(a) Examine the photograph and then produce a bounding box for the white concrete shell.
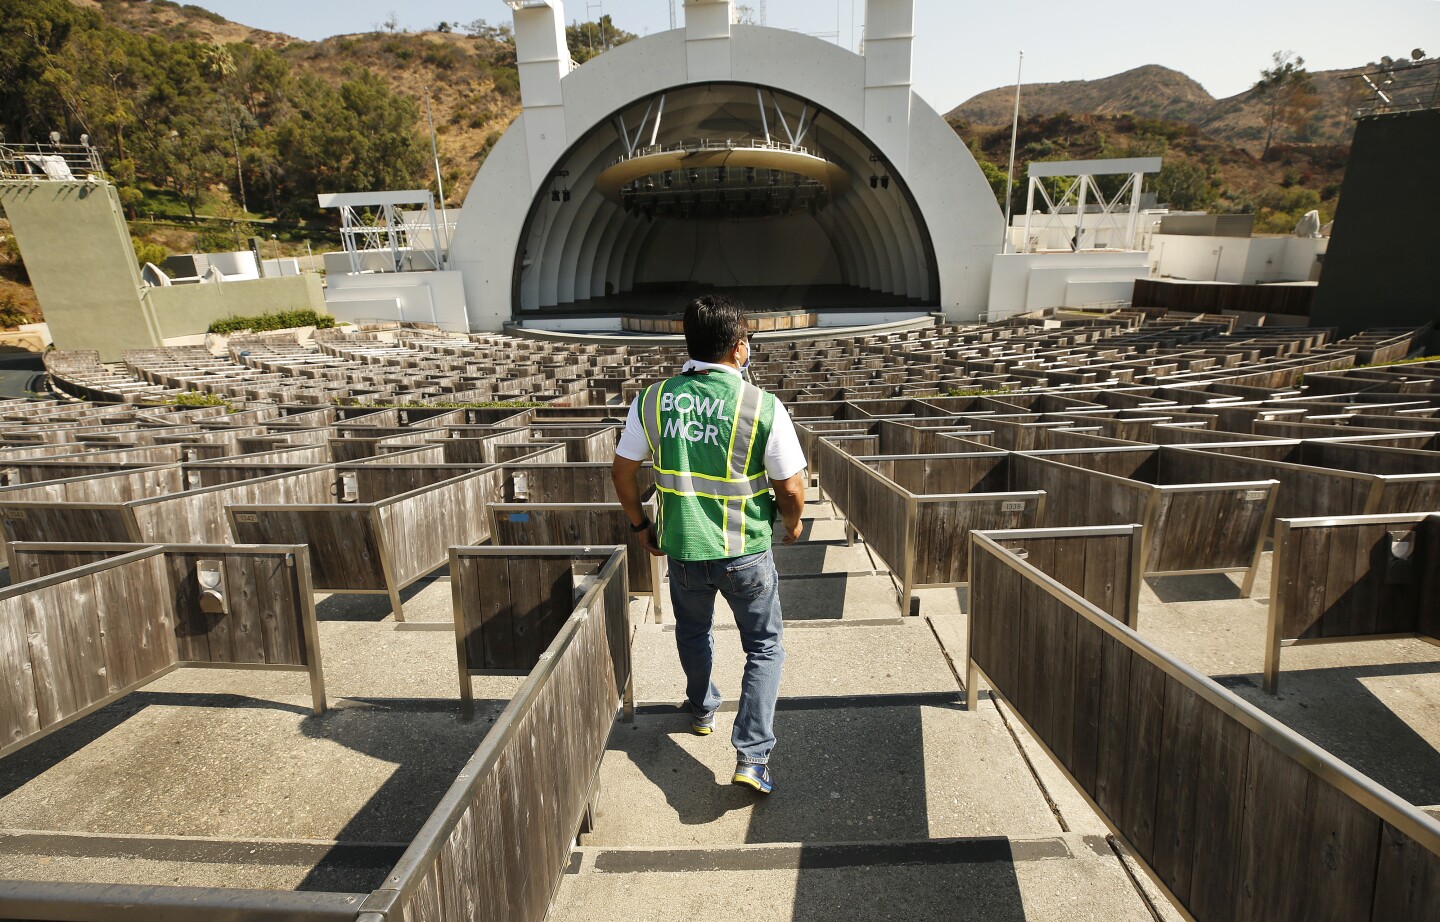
[449,3,1002,329]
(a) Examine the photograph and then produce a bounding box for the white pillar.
[862,0,914,173]
[684,0,733,81]
[511,0,572,193]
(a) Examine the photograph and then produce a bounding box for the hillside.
[69,0,293,47]
[949,57,1423,152]
[953,111,1348,235]
[60,0,524,208]
[951,65,1216,127]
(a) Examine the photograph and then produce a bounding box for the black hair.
[682,294,749,362]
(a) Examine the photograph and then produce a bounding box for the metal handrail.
[608,136,827,168]
[1345,59,1440,118]
[0,142,106,181]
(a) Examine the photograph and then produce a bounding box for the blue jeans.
[668,549,785,765]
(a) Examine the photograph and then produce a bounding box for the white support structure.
[508,0,573,193]
[685,0,733,80]
[862,0,915,174]
[316,190,442,274]
[1020,157,1162,254]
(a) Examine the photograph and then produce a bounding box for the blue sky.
[184,0,1438,112]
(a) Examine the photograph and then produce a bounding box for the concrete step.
[548,833,1162,922]
[632,620,957,704]
[584,697,1062,849]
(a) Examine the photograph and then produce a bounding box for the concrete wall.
[146,274,325,339]
[450,7,1001,330]
[1150,234,1326,285]
[0,180,161,360]
[988,251,1151,319]
[324,270,468,330]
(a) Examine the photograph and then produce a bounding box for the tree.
[436,21,452,34]
[1252,51,1319,156]
[566,15,636,65]
[1153,158,1219,211]
[734,5,759,24]
[464,18,514,45]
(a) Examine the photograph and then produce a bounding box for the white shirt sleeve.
[614,398,652,461]
[764,400,807,481]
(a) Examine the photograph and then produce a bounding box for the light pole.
[1001,51,1024,254]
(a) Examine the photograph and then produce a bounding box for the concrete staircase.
[548,491,1180,921]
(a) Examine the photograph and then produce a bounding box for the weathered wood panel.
[229,506,388,591]
[1266,514,1440,691]
[967,535,1440,922]
[0,465,184,503]
[0,551,176,756]
[378,469,501,587]
[490,503,660,595]
[986,528,1140,626]
[402,548,627,922]
[130,467,337,544]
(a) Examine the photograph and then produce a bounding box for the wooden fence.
[973,525,1143,628]
[0,467,336,570]
[1264,512,1440,692]
[228,467,505,620]
[966,528,1440,922]
[358,544,630,922]
[1009,452,1276,592]
[503,462,653,504]
[1162,444,1440,524]
[0,542,324,759]
[815,439,1045,613]
[490,503,664,621]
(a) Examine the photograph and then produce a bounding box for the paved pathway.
[548,491,1180,921]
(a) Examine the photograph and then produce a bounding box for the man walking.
[611,295,807,795]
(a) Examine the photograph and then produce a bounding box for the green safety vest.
[639,370,777,561]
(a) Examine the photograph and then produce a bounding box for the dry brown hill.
[949,59,1423,153]
[950,65,1216,126]
[71,0,293,48]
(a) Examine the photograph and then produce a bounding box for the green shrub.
[208,309,337,335]
[132,236,167,268]
[0,295,29,328]
[143,391,233,410]
[946,386,1018,397]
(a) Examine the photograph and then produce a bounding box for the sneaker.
[732,761,774,794]
[689,707,715,736]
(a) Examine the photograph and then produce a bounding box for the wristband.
[629,516,652,533]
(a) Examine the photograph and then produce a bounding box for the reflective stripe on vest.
[639,373,772,558]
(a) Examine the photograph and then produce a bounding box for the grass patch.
[1353,354,1440,371]
[143,392,234,410]
[946,386,1019,397]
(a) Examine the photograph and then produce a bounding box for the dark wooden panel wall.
[491,504,659,594]
[1274,516,1437,640]
[452,554,580,673]
[399,549,630,922]
[229,506,389,592]
[984,528,1140,627]
[968,539,1440,922]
